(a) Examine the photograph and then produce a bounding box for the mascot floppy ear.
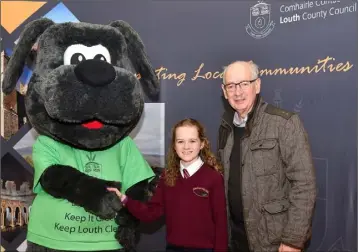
[109,20,160,100]
[2,18,54,95]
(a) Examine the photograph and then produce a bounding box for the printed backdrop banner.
[0,1,356,252]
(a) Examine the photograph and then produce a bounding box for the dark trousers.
[230,223,250,252]
[166,244,213,252]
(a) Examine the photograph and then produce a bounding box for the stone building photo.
[1,51,28,141]
[1,153,35,245]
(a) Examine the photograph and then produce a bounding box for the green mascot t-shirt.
[27,135,155,251]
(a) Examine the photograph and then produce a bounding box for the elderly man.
[217,61,317,252]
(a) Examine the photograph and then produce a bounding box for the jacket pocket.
[250,138,277,150]
[250,138,279,176]
[262,199,290,244]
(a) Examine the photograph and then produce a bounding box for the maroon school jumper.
[125,163,228,251]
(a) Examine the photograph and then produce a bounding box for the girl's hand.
[107,187,128,204]
[107,187,123,198]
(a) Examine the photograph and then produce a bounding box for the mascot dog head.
[2,18,160,150]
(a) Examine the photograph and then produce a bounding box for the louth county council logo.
[246,1,275,39]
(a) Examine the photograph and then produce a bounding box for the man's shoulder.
[263,103,295,120]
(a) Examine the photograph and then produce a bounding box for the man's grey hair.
[222,60,259,84]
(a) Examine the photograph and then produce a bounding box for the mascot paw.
[115,210,139,228]
[96,190,123,219]
[115,226,138,252]
[86,180,123,220]
[147,167,162,195]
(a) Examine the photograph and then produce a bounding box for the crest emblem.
[193,187,209,198]
[246,1,275,39]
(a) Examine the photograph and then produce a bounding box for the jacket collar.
[221,94,264,137]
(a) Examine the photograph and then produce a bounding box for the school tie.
[183,169,190,179]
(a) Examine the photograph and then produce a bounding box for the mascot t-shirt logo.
[26,135,155,251]
[84,153,102,178]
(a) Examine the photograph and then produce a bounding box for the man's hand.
[279,243,301,252]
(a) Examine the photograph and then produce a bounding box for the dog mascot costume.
[2,18,161,252]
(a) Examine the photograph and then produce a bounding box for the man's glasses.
[223,78,258,93]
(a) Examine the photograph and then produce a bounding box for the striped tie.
[183,169,190,179]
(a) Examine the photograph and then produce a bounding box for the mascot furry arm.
[2,18,161,252]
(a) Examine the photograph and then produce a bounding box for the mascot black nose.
[74,59,116,87]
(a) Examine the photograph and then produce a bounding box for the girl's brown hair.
[164,118,223,186]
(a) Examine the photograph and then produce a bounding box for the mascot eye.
[94,54,107,62]
[64,44,111,65]
[71,53,86,65]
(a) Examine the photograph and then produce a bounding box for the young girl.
[107,118,228,252]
